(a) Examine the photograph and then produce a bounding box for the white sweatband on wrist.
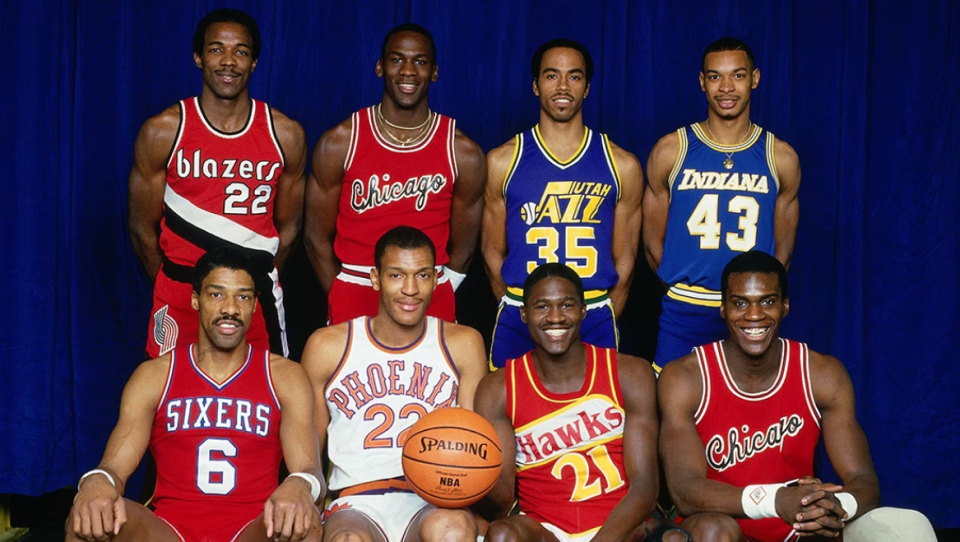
[78,469,116,491]
[835,492,858,521]
[742,484,782,519]
[288,472,322,502]
[445,267,466,291]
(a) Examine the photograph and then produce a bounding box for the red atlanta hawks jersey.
[506,345,628,537]
[334,106,457,267]
[694,339,821,542]
[160,97,285,266]
[150,345,283,530]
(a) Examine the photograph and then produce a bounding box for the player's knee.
[484,519,522,542]
[418,508,477,542]
[846,507,937,542]
[323,526,372,542]
[679,512,740,542]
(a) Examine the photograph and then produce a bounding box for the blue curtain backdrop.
[1,0,958,528]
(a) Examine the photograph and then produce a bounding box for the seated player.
[301,226,488,542]
[67,247,323,542]
[474,263,688,542]
[658,251,936,541]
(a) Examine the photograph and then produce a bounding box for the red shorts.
[155,501,261,542]
[145,267,283,359]
[327,271,456,325]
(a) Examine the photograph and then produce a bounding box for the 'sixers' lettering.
[706,414,804,472]
[676,169,770,194]
[351,174,447,214]
[175,148,281,182]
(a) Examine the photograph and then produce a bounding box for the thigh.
[324,494,426,542]
[322,509,388,542]
[328,279,380,325]
[485,515,560,542]
[678,513,741,542]
[68,499,182,542]
[235,513,323,542]
[842,507,937,542]
[490,301,535,369]
[426,281,456,322]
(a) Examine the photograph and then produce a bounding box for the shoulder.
[453,127,483,155]
[656,352,703,405]
[487,136,520,166]
[771,134,801,182]
[604,138,642,180]
[267,106,306,145]
[301,323,351,376]
[314,115,355,156]
[614,352,657,389]
[125,354,174,407]
[806,347,852,405]
[475,367,507,410]
[647,129,683,165]
[137,104,181,147]
[439,320,485,352]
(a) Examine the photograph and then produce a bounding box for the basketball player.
[129,8,306,359]
[301,226,488,542]
[658,251,936,541]
[475,264,687,542]
[643,37,801,369]
[67,247,323,542]
[483,39,643,369]
[305,24,486,324]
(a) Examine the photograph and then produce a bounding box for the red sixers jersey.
[335,106,457,267]
[150,345,283,540]
[694,339,821,542]
[505,345,628,537]
[161,97,285,266]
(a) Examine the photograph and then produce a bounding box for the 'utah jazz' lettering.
[676,169,770,194]
[521,181,613,226]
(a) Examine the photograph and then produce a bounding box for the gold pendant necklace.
[704,121,753,170]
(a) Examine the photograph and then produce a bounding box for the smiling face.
[194,22,257,100]
[521,276,586,357]
[720,271,789,359]
[376,31,438,110]
[534,47,590,123]
[191,266,257,351]
[700,50,759,120]
[371,245,437,327]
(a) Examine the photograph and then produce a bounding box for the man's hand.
[775,483,845,538]
[70,474,127,541]
[264,476,322,542]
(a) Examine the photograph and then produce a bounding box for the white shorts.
[540,522,600,542]
[323,492,429,542]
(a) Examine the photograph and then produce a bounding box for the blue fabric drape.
[1,0,957,528]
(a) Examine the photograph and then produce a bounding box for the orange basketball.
[401,407,502,508]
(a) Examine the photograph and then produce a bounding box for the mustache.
[213,316,244,326]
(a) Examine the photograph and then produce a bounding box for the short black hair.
[374,226,436,270]
[702,36,755,72]
[193,8,261,61]
[523,263,585,306]
[192,246,261,296]
[381,23,437,64]
[531,38,594,83]
[721,251,788,301]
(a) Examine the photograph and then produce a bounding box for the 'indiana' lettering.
[676,169,769,194]
[706,414,804,472]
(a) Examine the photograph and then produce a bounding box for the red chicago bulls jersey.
[334,106,457,267]
[150,345,283,540]
[694,339,821,542]
[505,345,628,538]
[161,97,285,266]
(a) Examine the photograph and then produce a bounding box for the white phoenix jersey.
[324,316,460,491]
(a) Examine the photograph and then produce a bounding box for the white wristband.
[288,472,322,502]
[742,483,782,519]
[445,267,466,291]
[835,492,858,521]
[78,469,116,491]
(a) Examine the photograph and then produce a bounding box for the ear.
[751,68,760,90]
[375,59,384,78]
[250,58,258,74]
[532,79,540,97]
[782,296,790,317]
[195,52,203,70]
[431,63,438,83]
[583,81,590,99]
[718,302,726,320]
[520,304,528,324]
[370,267,381,292]
[699,71,706,92]
[580,302,587,321]
[191,291,200,311]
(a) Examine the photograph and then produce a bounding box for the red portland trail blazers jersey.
[161,97,285,267]
[506,345,628,537]
[150,345,283,534]
[694,339,821,542]
[335,106,457,268]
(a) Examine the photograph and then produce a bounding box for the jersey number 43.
[686,194,760,251]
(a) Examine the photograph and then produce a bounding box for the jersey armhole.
[265,103,286,167]
[264,349,282,411]
[502,134,523,197]
[601,134,623,202]
[798,342,822,427]
[606,348,624,408]
[437,320,461,379]
[505,358,517,424]
[693,346,710,424]
[765,132,781,193]
[343,110,361,171]
[447,117,459,181]
[163,101,187,170]
[665,128,689,200]
[155,351,177,412]
[323,320,355,396]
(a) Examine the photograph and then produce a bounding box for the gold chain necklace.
[704,120,753,170]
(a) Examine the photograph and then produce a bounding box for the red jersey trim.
[797,341,822,427]
[507,356,518,424]
[446,118,458,180]
[188,344,253,391]
[366,106,442,153]
[694,344,712,424]
[264,349,282,411]
[602,348,623,408]
[323,319,355,396]
[164,102,186,170]
[364,316,427,354]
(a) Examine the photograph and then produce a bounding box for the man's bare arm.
[472,370,515,521]
[607,144,643,317]
[446,130,486,275]
[592,354,659,542]
[772,138,801,270]
[299,325,349,455]
[128,106,179,281]
[641,131,680,274]
[481,140,516,300]
[446,322,489,411]
[304,120,351,293]
[270,110,308,272]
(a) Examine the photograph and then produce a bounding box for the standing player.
[483,39,644,369]
[305,24,486,324]
[643,36,801,368]
[658,251,936,541]
[475,264,685,542]
[67,247,323,542]
[129,8,306,359]
[301,226,488,542]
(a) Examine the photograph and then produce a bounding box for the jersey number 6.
[197,438,237,495]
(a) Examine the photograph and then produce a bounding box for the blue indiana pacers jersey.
[501,126,621,296]
[658,123,779,307]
